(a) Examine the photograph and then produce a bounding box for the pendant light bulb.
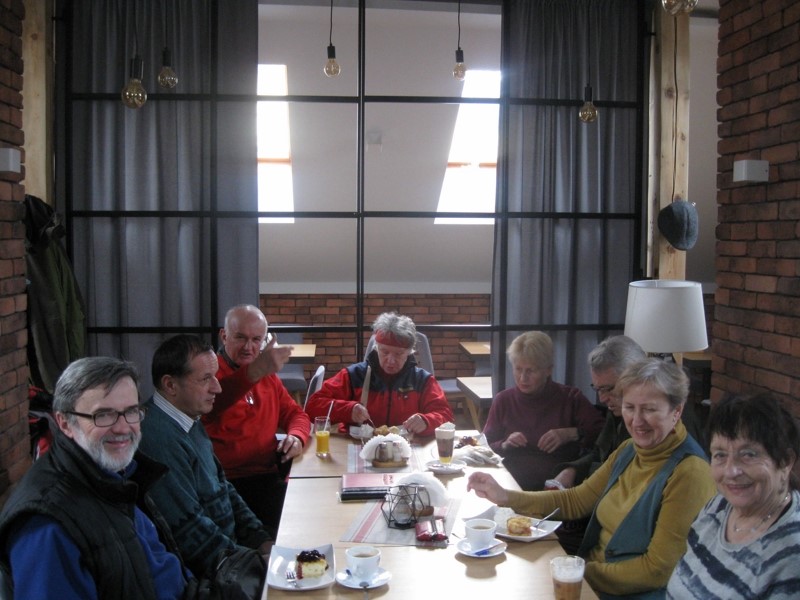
[324,44,341,78]
[453,48,466,82]
[121,56,147,109]
[579,84,598,123]
[157,47,179,89]
[661,0,698,15]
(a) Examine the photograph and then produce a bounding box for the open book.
[340,472,402,501]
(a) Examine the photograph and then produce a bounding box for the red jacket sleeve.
[304,367,358,426]
[415,377,454,436]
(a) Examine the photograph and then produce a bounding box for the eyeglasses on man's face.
[590,383,615,395]
[65,406,145,428]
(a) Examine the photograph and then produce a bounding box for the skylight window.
[257,64,294,224]
[435,70,500,225]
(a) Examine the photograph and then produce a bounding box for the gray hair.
[223,304,267,332]
[53,357,140,414]
[616,358,689,410]
[588,335,646,375]
[507,331,553,369]
[372,312,417,350]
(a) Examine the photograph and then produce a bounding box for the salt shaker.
[392,441,403,462]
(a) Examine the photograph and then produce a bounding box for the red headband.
[375,330,414,349]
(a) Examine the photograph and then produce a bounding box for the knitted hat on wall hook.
[658,199,699,250]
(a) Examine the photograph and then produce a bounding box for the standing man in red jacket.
[202,304,311,538]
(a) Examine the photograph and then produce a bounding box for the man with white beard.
[0,357,190,600]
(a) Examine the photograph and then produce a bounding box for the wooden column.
[22,0,54,202]
[653,9,691,280]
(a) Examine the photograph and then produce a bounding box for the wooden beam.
[654,9,691,280]
[22,0,54,203]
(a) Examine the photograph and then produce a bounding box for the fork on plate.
[285,568,298,587]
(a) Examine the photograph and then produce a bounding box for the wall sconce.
[0,147,21,173]
[624,279,708,355]
[732,159,769,183]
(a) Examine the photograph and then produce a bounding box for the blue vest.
[577,435,706,600]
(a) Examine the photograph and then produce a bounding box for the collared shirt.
[151,391,196,433]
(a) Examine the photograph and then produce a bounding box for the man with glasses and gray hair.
[0,357,190,599]
[550,335,648,491]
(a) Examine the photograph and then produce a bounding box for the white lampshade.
[624,280,708,354]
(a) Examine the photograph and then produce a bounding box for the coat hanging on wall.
[24,195,87,393]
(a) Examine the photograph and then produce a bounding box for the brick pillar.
[0,0,30,506]
[714,0,800,408]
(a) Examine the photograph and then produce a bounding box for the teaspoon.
[533,507,560,529]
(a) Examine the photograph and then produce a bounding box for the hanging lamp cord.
[586,9,591,94]
[329,0,334,46]
[457,1,462,51]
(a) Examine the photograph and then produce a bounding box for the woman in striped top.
[667,394,800,599]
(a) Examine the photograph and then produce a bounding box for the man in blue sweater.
[139,334,272,578]
[0,357,189,600]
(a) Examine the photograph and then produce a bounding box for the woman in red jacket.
[306,312,453,436]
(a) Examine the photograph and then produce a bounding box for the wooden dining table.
[456,376,494,429]
[458,340,491,358]
[263,432,598,599]
[278,343,317,364]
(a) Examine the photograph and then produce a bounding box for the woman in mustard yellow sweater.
[468,359,716,599]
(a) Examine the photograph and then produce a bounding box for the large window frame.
[57,0,648,393]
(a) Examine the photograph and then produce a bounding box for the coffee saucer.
[336,568,392,589]
[456,538,507,558]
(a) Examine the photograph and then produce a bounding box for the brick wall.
[714,1,800,409]
[0,0,29,506]
[260,294,490,378]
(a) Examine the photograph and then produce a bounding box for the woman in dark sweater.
[482,331,605,490]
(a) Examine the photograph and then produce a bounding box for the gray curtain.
[493,0,642,394]
[63,0,258,398]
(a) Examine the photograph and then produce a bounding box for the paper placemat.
[341,497,460,548]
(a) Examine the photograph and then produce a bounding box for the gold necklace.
[732,493,790,533]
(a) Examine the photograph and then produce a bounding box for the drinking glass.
[434,425,455,464]
[550,555,585,600]
[314,416,331,458]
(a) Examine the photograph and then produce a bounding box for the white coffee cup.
[464,518,497,551]
[346,545,381,581]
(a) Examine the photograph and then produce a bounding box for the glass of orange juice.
[314,416,331,458]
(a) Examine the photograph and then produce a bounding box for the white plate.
[456,538,507,558]
[267,543,335,591]
[426,459,467,474]
[495,516,562,542]
[336,567,392,589]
